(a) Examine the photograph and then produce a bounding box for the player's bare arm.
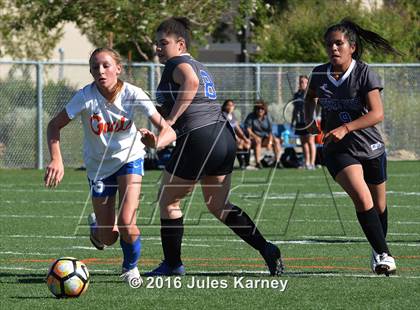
[45,109,71,188]
[166,63,199,125]
[304,87,320,134]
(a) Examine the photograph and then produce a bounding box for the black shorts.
[294,122,309,136]
[166,122,236,180]
[325,152,387,184]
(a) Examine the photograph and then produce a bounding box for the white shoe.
[370,249,380,273]
[88,213,105,250]
[375,253,396,276]
[120,267,143,288]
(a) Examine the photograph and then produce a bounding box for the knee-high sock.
[356,208,390,255]
[120,236,141,271]
[161,217,184,268]
[224,205,267,252]
[378,207,388,238]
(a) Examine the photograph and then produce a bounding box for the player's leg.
[272,136,282,163]
[334,164,394,274]
[236,138,247,169]
[308,134,316,168]
[200,173,283,276]
[117,173,142,275]
[91,196,119,247]
[301,135,310,167]
[364,153,393,273]
[252,136,263,168]
[146,170,195,276]
[368,182,387,236]
[89,177,119,249]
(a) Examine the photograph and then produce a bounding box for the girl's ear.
[350,43,356,54]
[116,63,122,75]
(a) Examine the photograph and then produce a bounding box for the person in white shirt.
[44,47,176,285]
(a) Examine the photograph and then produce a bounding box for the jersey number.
[199,70,217,100]
[339,112,352,123]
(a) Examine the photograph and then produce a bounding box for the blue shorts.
[325,152,387,185]
[88,158,144,198]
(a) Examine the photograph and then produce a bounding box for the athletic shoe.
[260,242,284,276]
[120,266,142,287]
[370,249,380,273]
[144,260,186,276]
[375,253,396,276]
[88,213,105,250]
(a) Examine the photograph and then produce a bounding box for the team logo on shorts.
[92,180,105,194]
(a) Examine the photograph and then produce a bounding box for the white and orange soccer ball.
[46,257,90,298]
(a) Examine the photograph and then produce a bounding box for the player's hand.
[44,159,64,188]
[139,128,158,148]
[323,125,350,144]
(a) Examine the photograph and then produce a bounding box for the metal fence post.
[36,62,43,169]
[255,64,261,100]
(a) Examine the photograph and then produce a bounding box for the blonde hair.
[89,47,123,103]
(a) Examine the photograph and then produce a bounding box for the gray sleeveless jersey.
[309,60,385,159]
[155,54,224,137]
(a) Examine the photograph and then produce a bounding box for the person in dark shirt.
[245,100,282,169]
[146,17,283,277]
[222,99,251,169]
[292,75,316,169]
[305,19,401,276]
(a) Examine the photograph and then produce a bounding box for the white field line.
[0,266,419,279]
[1,235,419,247]
[3,200,420,210]
[1,214,419,226]
[2,186,420,197]
[0,251,58,256]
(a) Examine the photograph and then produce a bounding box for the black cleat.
[260,242,284,276]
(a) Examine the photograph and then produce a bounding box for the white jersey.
[65,82,157,180]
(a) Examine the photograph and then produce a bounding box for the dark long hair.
[157,17,192,49]
[324,19,401,60]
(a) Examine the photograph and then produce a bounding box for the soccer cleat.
[144,260,186,276]
[88,213,105,250]
[260,242,284,276]
[375,253,396,276]
[120,266,142,287]
[370,249,380,273]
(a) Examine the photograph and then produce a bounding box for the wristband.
[343,124,350,134]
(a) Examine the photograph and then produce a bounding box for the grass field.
[1,161,419,309]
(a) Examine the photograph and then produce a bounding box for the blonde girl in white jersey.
[44,47,176,285]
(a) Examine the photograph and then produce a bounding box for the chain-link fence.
[0,61,419,169]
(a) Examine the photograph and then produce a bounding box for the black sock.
[161,217,184,268]
[244,150,250,166]
[378,207,388,238]
[224,205,267,252]
[356,208,390,255]
[237,151,245,167]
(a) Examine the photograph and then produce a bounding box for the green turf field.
[1,162,419,309]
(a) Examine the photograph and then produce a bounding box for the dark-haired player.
[305,19,401,275]
[146,17,283,276]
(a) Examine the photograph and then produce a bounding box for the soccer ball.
[46,257,90,298]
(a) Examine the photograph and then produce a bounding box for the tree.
[0,0,63,60]
[10,0,230,61]
[252,0,419,62]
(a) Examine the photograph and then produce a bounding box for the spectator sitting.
[291,75,316,169]
[222,99,251,169]
[244,100,282,169]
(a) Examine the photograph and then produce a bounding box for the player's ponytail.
[324,18,401,60]
[157,17,192,49]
